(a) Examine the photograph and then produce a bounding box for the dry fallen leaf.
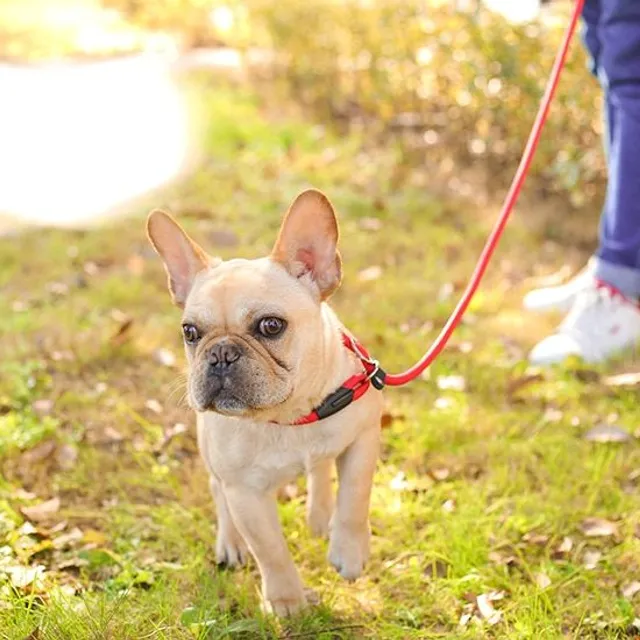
[552,536,574,559]
[543,407,563,423]
[56,444,78,470]
[24,626,41,640]
[18,521,38,536]
[476,593,502,625]
[442,499,456,513]
[359,217,383,232]
[32,399,54,416]
[6,565,45,589]
[523,532,550,547]
[583,549,602,570]
[155,423,188,453]
[53,527,84,550]
[438,282,454,302]
[380,411,405,429]
[11,300,29,312]
[389,471,410,492]
[488,550,517,567]
[21,497,60,522]
[358,266,383,282]
[110,317,134,346]
[145,399,163,414]
[277,483,299,502]
[603,372,640,388]
[13,488,37,500]
[506,370,544,397]
[584,424,631,443]
[103,426,124,442]
[434,397,454,410]
[458,612,472,628]
[46,282,69,297]
[449,340,474,354]
[437,375,466,392]
[535,572,551,589]
[622,581,640,599]
[430,467,451,482]
[581,517,618,538]
[21,440,56,465]
[153,348,177,368]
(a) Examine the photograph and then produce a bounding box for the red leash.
[293,0,585,425]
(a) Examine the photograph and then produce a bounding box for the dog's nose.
[207,341,242,371]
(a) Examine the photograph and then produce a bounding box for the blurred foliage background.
[102,0,604,207]
[0,0,603,215]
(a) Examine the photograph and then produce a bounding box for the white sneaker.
[523,261,595,313]
[529,281,640,365]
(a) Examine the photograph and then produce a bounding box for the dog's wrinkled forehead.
[184,257,315,328]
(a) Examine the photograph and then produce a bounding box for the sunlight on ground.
[0,55,189,227]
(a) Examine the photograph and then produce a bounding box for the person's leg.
[528,0,640,364]
[593,0,640,296]
[582,0,602,77]
[584,0,618,155]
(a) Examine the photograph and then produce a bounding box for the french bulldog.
[146,189,384,616]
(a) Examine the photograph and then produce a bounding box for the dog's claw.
[262,593,308,617]
[215,535,248,569]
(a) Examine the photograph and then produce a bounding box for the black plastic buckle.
[315,386,355,420]
[369,366,386,390]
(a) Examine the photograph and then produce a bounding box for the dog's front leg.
[328,426,380,581]
[209,477,248,568]
[223,485,307,616]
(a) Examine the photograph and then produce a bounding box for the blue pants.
[583,0,640,296]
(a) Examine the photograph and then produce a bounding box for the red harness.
[292,332,385,425]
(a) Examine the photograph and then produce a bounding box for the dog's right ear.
[146,210,211,307]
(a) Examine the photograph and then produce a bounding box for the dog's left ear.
[271,189,342,300]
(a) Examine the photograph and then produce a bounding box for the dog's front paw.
[328,522,370,581]
[215,530,248,569]
[262,580,308,617]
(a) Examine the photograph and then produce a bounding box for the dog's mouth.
[189,385,248,415]
[190,384,294,419]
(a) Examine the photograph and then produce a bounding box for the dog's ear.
[271,189,342,300]
[146,210,212,307]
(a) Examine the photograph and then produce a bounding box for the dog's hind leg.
[210,476,248,568]
[306,458,334,538]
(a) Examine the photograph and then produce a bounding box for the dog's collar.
[286,332,386,426]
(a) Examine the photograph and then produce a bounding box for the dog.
[146,189,384,616]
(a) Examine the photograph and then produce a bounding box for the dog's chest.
[196,404,370,491]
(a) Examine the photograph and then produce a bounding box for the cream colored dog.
[147,189,384,616]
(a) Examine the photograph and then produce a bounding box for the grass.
[0,77,639,639]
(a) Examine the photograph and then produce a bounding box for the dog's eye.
[182,324,200,344]
[257,317,286,338]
